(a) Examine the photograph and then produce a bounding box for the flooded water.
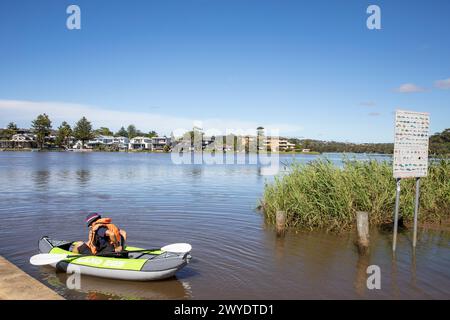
[0,152,448,299]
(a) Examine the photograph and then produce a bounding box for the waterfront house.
[88,135,114,147]
[12,133,36,142]
[264,136,295,152]
[128,136,172,151]
[9,133,37,149]
[87,135,130,150]
[236,135,294,152]
[151,136,171,151]
[113,136,130,149]
[128,136,153,150]
[72,140,88,149]
[0,132,37,149]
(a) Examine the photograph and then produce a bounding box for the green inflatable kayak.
[38,236,191,281]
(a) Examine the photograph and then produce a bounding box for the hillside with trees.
[288,128,450,155]
[430,128,450,155]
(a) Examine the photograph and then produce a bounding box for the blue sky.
[0,0,449,142]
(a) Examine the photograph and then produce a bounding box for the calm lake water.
[0,152,448,299]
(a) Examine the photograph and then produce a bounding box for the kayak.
[38,236,191,281]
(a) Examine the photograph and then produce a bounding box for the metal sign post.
[392,110,430,252]
[392,178,401,252]
[413,177,421,247]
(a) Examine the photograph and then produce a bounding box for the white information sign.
[393,110,430,178]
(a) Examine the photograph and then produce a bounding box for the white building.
[152,136,171,151]
[11,133,36,142]
[112,136,129,149]
[79,135,130,149]
[128,136,171,151]
[128,136,153,150]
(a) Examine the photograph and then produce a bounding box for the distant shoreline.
[0,148,396,156]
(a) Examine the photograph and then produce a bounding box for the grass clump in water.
[261,158,450,232]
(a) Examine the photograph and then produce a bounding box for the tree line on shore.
[288,129,450,156]
[1,113,449,155]
[0,114,159,149]
[288,138,395,154]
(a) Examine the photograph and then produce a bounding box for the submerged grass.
[261,158,450,232]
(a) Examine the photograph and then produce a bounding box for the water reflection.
[354,248,371,297]
[33,170,50,190]
[76,170,91,186]
[40,266,192,300]
[391,254,400,298]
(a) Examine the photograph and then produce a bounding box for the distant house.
[128,136,171,151]
[88,135,114,147]
[274,137,295,151]
[151,136,171,151]
[72,140,88,149]
[6,133,37,149]
[11,133,36,142]
[73,135,130,150]
[239,135,295,152]
[128,136,153,150]
[113,136,130,149]
[86,135,129,149]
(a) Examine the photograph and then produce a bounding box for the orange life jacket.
[86,218,123,254]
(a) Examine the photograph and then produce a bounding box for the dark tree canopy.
[430,128,450,155]
[288,138,394,154]
[127,125,138,139]
[55,121,72,149]
[73,117,94,147]
[115,126,128,138]
[31,113,52,149]
[94,127,113,136]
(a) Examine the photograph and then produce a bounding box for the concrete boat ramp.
[0,256,64,300]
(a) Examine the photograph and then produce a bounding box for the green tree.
[430,128,450,155]
[94,127,113,136]
[136,130,146,137]
[55,121,72,149]
[1,122,18,140]
[163,144,171,153]
[31,114,52,149]
[73,117,94,149]
[147,130,158,138]
[7,122,18,132]
[127,124,138,139]
[115,126,128,138]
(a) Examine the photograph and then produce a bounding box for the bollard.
[276,210,286,237]
[356,211,369,254]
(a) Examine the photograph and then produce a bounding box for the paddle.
[30,243,192,266]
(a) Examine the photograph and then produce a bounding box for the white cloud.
[395,83,426,93]
[0,99,303,136]
[435,78,450,90]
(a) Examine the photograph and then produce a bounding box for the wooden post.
[276,210,286,237]
[356,211,369,254]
